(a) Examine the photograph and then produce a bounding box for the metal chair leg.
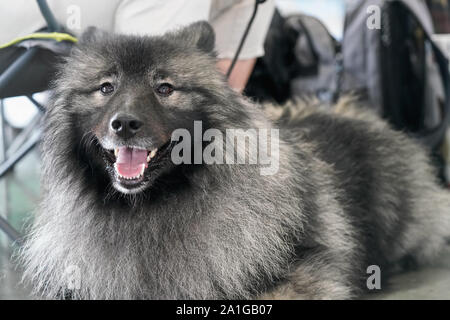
[0,0,59,246]
[0,130,41,179]
[0,215,22,244]
[0,129,40,243]
[0,98,8,246]
[6,113,42,157]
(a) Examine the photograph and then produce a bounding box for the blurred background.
[1,0,450,299]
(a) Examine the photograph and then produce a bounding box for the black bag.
[245,10,340,104]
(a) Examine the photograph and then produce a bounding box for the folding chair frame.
[0,0,60,244]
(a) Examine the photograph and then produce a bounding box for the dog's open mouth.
[101,140,173,192]
[111,147,157,182]
[104,147,159,185]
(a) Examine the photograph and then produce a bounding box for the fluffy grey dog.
[20,21,450,299]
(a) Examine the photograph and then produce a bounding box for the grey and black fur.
[19,22,450,299]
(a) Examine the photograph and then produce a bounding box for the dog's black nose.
[110,114,143,139]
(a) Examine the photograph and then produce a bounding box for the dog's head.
[50,22,246,195]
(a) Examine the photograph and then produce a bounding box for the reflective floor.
[0,146,39,300]
[369,246,450,299]
[0,247,33,299]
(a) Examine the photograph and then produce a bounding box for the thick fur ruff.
[19,22,450,300]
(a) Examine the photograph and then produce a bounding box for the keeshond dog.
[20,21,450,299]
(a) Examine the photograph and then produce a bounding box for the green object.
[0,32,77,50]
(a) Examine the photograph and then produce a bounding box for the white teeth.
[117,174,143,180]
[147,149,158,163]
[114,163,145,180]
[114,148,119,157]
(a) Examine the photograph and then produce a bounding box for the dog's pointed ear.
[79,26,107,44]
[176,21,215,53]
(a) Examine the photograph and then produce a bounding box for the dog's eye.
[156,83,174,96]
[100,82,114,95]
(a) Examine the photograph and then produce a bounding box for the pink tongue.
[115,147,147,178]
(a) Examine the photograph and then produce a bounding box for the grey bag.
[288,14,340,102]
[341,0,450,149]
[247,1,449,151]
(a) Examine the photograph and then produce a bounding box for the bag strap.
[389,0,450,147]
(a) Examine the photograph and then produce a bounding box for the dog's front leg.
[259,250,356,300]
